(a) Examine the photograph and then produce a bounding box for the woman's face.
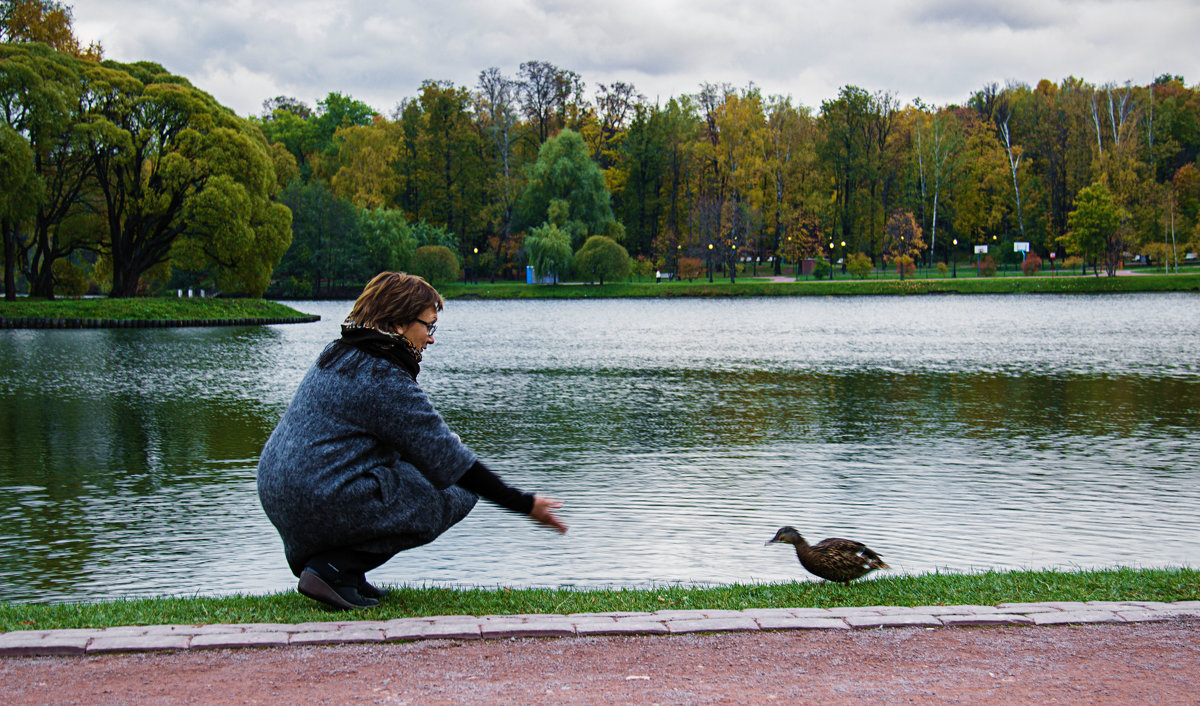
[395,305,438,351]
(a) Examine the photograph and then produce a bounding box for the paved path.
[3,600,1197,657]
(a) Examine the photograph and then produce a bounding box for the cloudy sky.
[73,0,1199,117]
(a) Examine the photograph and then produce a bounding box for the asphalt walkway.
[2,600,1197,657]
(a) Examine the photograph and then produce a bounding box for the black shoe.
[357,577,387,600]
[298,568,379,610]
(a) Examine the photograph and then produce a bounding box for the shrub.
[847,252,873,279]
[574,235,631,285]
[811,258,832,279]
[633,256,655,281]
[411,245,461,284]
[979,255,998,277]
[894,255,915,279]
[1022,253,1043,276]
[677,257,703,281]
[937,262,949,275]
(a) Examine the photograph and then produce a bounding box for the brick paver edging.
[1,601,1197,657]
[0,315,320,329]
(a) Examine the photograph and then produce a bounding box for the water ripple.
[0,294,1197,602]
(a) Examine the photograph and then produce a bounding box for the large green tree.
[0,41,95,298]
[1063,181,1127,276]
[359,206,417,275]
[517,128,618,249]
[256,92,376,183]
[413,81,486,241]
[764,96,820,275]
[276,179,361,295]
[0,123,39,298]
[83,60,290,296]
[819,86,874,260]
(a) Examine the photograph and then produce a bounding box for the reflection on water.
[0,294,1197,602]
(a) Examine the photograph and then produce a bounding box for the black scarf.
[337,324,421,380]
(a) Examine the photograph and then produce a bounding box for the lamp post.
[952,238,958,278]
[840,240,846,274]
[707,243,714,283]
[828,240,835,280]
[472,246,479,284]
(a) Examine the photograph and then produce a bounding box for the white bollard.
[187,288,193,297]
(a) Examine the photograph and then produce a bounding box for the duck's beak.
[764,538,778,546]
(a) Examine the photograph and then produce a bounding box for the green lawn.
[0,297,314,321]
[438,272,1200,299]
[2,568,1195,631]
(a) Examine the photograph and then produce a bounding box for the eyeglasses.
[413,318,437,335]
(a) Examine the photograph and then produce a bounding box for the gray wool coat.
[257,344,478,576]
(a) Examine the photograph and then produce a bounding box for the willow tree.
[517,128,619,249]
[0,124,39,298]
[0,41,93,299]
[82,60,290,296]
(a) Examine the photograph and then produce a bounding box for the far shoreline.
[1,272,1196,327]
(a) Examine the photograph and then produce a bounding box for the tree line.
[257,62,1200,287]
[4,0,1200,299]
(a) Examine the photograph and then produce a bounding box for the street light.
[952,238,958,278]
[472,246,479,284]
[708,243,714,283]
[840,240,846,274]
[829,240,835,280]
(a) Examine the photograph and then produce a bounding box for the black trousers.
[304,549,393,584]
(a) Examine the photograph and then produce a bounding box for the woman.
[257,272,566,610]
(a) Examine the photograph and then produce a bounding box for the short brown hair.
[345,272,443,330]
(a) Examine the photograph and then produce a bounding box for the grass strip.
[0,298,314,321]
[2,568,1195,631]
[439,273,1200,299]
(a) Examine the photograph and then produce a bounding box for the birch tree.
[913,103,961,265]
[999,107,1027,240]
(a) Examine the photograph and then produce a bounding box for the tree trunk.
[1001,118,1027,240]
[2,220,16,300]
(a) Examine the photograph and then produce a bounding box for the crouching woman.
[257,272,566,610]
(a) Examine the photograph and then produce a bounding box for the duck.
[765,526,889,585]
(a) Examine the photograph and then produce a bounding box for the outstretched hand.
[529,495,567,533]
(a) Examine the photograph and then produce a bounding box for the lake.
[1,293,1197,603]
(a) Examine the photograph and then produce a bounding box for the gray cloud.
[73,0,1200,116]
[910,0,1063,31]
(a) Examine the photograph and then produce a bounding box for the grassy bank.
[1,568,1195,632]
[0,297,314,321]
[438,273,1200,300]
